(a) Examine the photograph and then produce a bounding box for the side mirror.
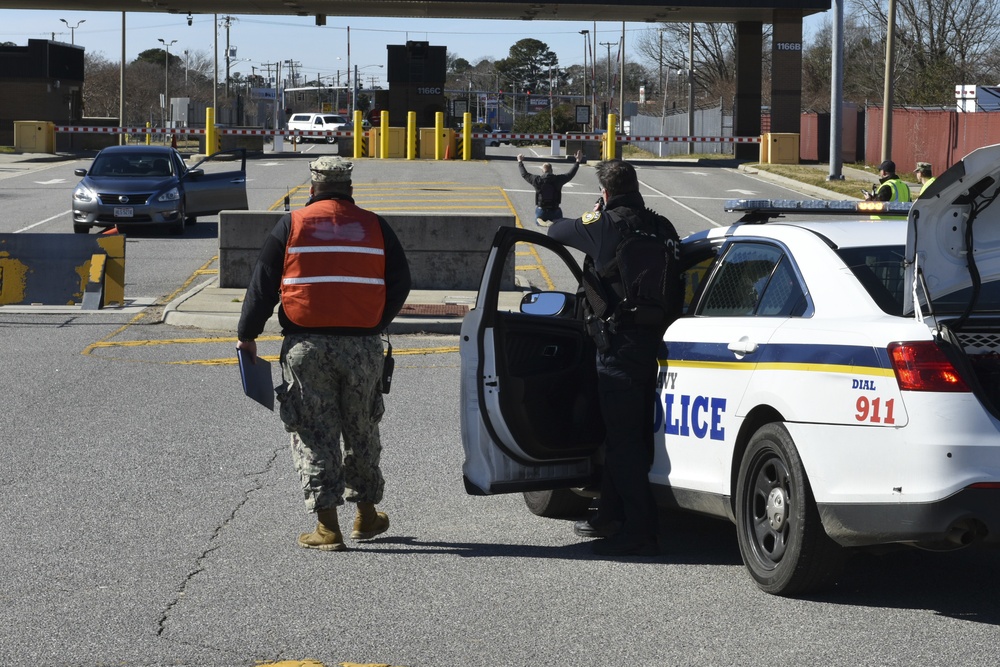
[185,168,204,179]
[520,291,575,317]
[74,168,87,177]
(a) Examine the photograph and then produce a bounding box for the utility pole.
[284,60,301,88]
[221,15,235,97]
[881,0,897,163]
[260,62,279,129]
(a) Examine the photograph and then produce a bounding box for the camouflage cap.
[914,161,932,171]
[309,156,353,183]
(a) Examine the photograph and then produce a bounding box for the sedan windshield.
[91,153,174,178]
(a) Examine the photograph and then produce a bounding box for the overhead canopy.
[0,0,829,23]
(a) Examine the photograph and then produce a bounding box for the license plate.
[114,207,133,218]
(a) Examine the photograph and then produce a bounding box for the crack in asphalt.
[156,445,285,641]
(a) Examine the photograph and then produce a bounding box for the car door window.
[698,242,806,317]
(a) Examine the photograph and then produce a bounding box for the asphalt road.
[2,145,999,666]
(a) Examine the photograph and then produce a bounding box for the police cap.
[878,160,896,173]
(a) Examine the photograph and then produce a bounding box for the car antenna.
[284,188,290,211]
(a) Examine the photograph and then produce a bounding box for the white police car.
[459,144,1000,596]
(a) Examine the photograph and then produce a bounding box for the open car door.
[460,225,605,496]
[183,149,249,216]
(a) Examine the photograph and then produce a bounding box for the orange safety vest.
[281,199,387,328]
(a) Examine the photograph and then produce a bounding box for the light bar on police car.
[725,199,912,216]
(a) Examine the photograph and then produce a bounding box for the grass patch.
[749,163,878,199]
[0,146,16,154]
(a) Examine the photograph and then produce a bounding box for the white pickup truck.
[286,113,350,144]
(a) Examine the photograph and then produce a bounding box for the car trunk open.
[907,144,1000,417]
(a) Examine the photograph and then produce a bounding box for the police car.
[459,144,1000,596]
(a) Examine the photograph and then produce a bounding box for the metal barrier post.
[205,108,217,154]
[606,113,617,160]
[463,112,472,161]
[407,112,417,160]
[435,112,445,160]
[353,110,365,158]
[381,110,390,159]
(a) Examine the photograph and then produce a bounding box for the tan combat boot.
[351,502,389,540]
[298,507,346,551]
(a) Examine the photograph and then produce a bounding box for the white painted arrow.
[35,179,66,185]
[684,171,708,176]
[727,189,758,196]
[259,162,281,166]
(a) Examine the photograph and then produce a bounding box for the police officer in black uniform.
[547,159,680,557]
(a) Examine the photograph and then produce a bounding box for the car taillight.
[888,342,970,392]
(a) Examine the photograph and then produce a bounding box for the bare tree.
[852,0,1000,105]
[81,52,121,118]
[802,11,886,110]
[634,22,772,110]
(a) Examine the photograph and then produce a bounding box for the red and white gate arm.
[469,131,760,143]
[55,126,761,144]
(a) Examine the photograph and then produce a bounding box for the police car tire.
[735,423,843,596]
[523,489,591,518]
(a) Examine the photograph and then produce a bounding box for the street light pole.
[600,41,614,121]
[60,18,85,45]
[158,38,177,130]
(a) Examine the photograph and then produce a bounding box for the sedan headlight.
[73,184,96,203]
[157,187,180,203]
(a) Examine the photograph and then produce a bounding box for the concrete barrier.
[0,233,125,306]
[218,210,515,290]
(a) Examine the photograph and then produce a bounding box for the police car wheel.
[735,423,843,596]
[523,489,591,518]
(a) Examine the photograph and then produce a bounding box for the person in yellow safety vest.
[864,160,910,221]
[864,160,912,204]
[914,161,937,198]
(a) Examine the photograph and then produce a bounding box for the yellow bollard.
[407,111,417,160]
[205,108,218,155]
[605,113,617,160]
[380,110,390,159]
[145,121,151,146]
[462,112,472,161]
[435,111,444,160]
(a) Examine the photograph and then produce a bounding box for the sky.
[0,7,831,85]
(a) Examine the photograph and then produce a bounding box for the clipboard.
[237,349,275,410]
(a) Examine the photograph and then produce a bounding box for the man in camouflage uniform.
[237,155,411,552]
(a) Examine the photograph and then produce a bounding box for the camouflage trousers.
[278,332,386,513]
